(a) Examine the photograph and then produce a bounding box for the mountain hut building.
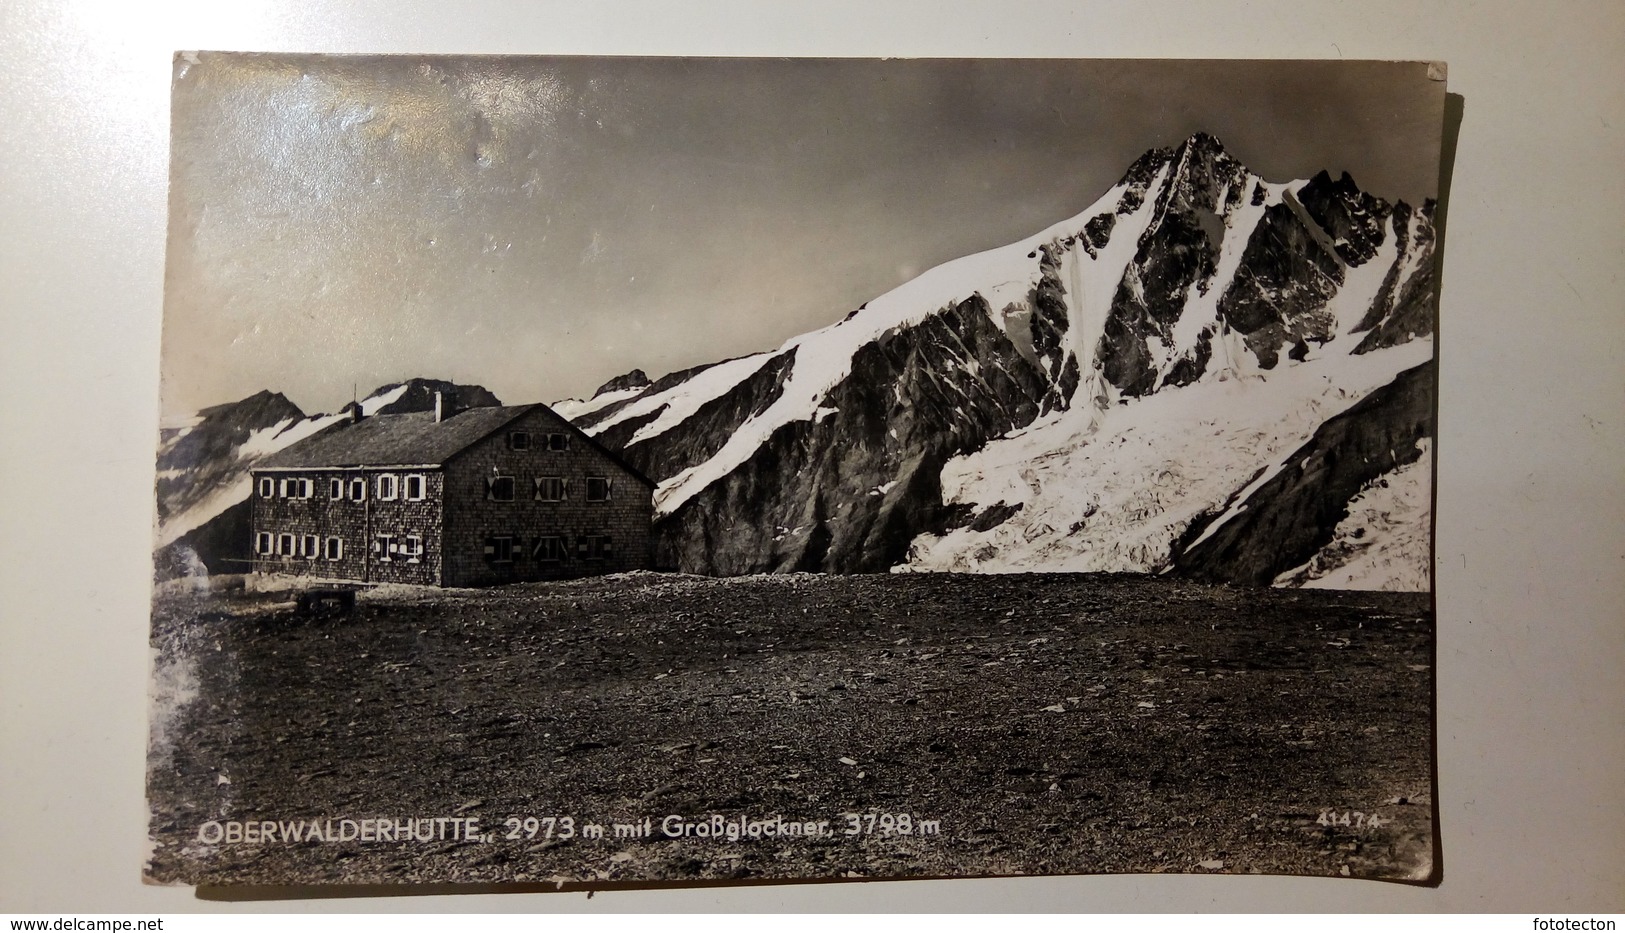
[248,397,655,587]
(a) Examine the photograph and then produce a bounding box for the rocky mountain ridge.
[567,132,1438,588]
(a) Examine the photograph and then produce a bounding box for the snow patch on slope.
[1160,178,1288,382]
[359,383,410,415]
[1057,168,1177,425]
[1324,214,1402,345]
[550,387,645,422]
[156,474,252,548]
[586,352,776,443]
[237,413,344,460]
[1389,209,1431,305]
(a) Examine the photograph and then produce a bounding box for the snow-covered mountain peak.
[561,136,1437,589]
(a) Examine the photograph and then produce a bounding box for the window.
[486,475,515,502]
[301,534,319,558]
[258,477,275,498]
[324,537,344,561]
[535,476,567,502]
[586,476,612,502]
[484,536,516,564]
[373,534,394,562]
[377,474,399,501]
[277,533,295,557]
[532,535,568,562]
[403,474,426,501]
[508,431,531,451]
[547,432,570,452]
[578,534,613,561]
[328,477,344,499]
[279,478,312,499]
[255,532,273,554]
[402,535,424,563]
[349,477,367,501]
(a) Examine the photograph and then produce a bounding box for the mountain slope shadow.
[1172,359,1435,586]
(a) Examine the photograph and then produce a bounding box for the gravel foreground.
[146,571,1435,889]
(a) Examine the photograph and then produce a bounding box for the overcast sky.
[162,55,1445,420]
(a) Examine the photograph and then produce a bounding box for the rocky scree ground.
[147,572,1433,888]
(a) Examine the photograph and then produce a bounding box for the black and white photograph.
[145,54,1447,889]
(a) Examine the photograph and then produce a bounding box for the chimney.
[434,390,446,423]
[350,402,364,424]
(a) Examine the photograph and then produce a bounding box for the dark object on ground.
[294,588,357,615]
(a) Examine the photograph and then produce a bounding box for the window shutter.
[483,538,495,557]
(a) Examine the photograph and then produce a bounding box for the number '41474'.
[1317,810,1388,829]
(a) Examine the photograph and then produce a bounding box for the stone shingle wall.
[250,470,445,585]
[441,407,654,587]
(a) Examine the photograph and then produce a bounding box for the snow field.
[902,339,1434,577]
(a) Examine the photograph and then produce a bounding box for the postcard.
[147,54,1446,888]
